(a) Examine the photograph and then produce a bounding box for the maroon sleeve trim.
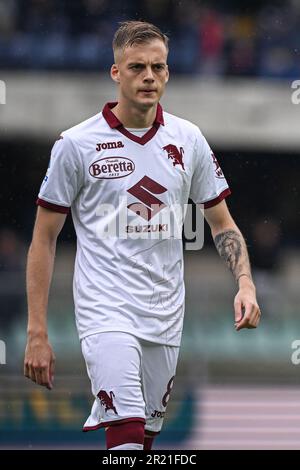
[82,417,146,433]
[36,198,70,214]
[144,429,161,437]
[203,188,231,209]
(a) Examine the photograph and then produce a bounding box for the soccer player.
[24,21,261,450]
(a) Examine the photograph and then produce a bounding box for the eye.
[130,64,143,70]
[153,64,165,71]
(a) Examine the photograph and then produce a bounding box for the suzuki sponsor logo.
[127,175,167,221]
[89,157,135,179]
[126,223,168,233]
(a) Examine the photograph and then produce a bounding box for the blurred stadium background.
[0,0,300,450]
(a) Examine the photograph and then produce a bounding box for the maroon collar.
[102,102,164,146]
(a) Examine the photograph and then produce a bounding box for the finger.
[235,302,255,328]
[28,365,38,384]
[34,367,44,386]
[24,361,30,378]
[236,308,258,330]
[234,298,243,323]
[34,359,52,389]
[247,306,260,328]
[242,302,255,319]
[50,357,55,387]
[256,310,261,326]
[235,313,253,330]
[235,318,249,331]
[252,309,261,327]
[41,365,52,390]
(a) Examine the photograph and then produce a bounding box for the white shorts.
[81,331,180,434]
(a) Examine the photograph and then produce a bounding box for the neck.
[112,99,157,128]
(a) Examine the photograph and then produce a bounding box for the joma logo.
[96,141,124,151]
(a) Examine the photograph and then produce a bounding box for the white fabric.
[38,107,229,346]
[125,127,151,136]
[109,443,143,450]
[81,331,179,433]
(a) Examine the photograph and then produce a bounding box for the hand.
[24,334,55,390]
[234,280,261,331]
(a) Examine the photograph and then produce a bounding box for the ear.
[111,64,120,84]
[165,65,169,84]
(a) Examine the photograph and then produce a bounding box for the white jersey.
[37,102,230,346]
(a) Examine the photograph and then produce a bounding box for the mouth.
[139,89,157,94]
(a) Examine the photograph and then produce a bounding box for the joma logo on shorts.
[151,410,165,418]
[97,390,118,414]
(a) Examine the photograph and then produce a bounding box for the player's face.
[111,39,169,110]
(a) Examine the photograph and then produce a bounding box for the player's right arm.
[24,206,67,390]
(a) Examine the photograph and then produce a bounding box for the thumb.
[234,298,244,323]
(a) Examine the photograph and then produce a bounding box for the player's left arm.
[203,199,261,331]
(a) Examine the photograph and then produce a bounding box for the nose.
[143,65,155,82]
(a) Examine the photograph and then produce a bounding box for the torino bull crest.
[163,144,185,171]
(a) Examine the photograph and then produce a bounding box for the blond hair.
[113,20,169,61]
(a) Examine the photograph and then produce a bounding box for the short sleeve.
[189,130,231,208]
[37,134,83,214]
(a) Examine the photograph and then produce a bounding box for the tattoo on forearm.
[214,230,245,280]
